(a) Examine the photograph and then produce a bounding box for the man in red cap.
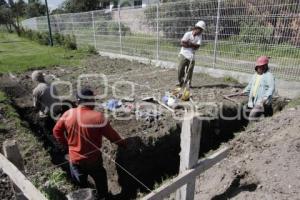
[53,88,127,199]
[242,56,275,121]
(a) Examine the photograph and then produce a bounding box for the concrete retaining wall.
[98,51,300,99]
[111,7,156,35]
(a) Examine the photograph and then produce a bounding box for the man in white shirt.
[178,20,205,87]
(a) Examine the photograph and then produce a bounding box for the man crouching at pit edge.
[241,56,275,121]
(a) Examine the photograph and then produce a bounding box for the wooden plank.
[3,140,26,200]
[176,115,202,200]
[142,147,229,200]
[0,153,48,200]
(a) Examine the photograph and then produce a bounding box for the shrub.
[107,22,130,36]
[63,34,77,50]
[20,29,77,50]
[53,33,64,45]
[238,20,273,44]
[32,31,49,45]
[87,45,97,54]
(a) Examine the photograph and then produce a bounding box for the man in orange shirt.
[53,88,127,199]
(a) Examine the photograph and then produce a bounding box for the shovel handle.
[157,100,175,113]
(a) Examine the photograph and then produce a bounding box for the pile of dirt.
[195,106,300,200]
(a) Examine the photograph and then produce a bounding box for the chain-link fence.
[22,0,300,81]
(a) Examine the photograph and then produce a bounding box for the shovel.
[222,92,245,104]
[177,54,194,101]
[142,96,175,113]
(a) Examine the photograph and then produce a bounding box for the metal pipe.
[44,0,53,46]
[213,0,221,68]
[118,5,123,55]
[156,3,160,61]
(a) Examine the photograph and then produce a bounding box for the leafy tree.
[26,0,46,18]
[51,8,65,15]
[0,5,14,32]
[0,0,7,7]
[1,0,27,34]
[145,0,300,46]
[63,0,101,12]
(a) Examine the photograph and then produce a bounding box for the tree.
[62,0,101,12]
[0,0,7,7]
[26,0,46,18]
[1,0,27,35]
[51,8,65,15]
[0,6,11,32]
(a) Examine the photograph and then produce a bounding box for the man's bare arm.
[181,40,200,50]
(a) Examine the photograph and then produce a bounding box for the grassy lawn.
[0,32,90,73]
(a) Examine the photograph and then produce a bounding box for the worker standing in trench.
[53,88,127,199]
[241,56,275,121]
[32,70,61,135]
[177,20,206,87]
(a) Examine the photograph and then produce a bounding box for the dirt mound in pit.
[195,106,300,200]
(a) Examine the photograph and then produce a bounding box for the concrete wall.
[98,51,300,99]
[142,0,160,8]
[111,7,157,35]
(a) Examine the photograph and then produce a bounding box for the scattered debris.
[121,97,135,102]
[106,99,122,111]
[142,96,175,113]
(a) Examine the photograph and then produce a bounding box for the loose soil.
[0,169,14,200]
[195,106,300,200]
[0,55,288,199]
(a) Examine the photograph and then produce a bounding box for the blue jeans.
[69,159,108,199]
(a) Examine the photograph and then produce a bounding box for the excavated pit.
[4,90,286,199]
[0,56,288,199]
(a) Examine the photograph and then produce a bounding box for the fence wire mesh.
[22,0,300,81]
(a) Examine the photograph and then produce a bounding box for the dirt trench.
[2,87,255,199]
[0,56,289,199]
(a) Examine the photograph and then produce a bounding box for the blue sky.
[46,0,64,10]
[10,0,65,10]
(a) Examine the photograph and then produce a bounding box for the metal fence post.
[156,3,160,61]
[91,11,97,49]
[56,16,61,33]
[213,0,221,68]
[71,13,75,35]
[118,5,123,55]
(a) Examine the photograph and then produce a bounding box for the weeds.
[223,76,239,84]
[21,29,77,50]
[0,90,74,199]
[87,45,98,55]
[287,97,300,108]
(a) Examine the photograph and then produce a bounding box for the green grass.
[0,90,74,199]
[91,32,300,68]
[0,32,90,73]
[223,76,239,84]
[0,91,7,102]
[203,40,300,65]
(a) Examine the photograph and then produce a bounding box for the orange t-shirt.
[53,106,122,164]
